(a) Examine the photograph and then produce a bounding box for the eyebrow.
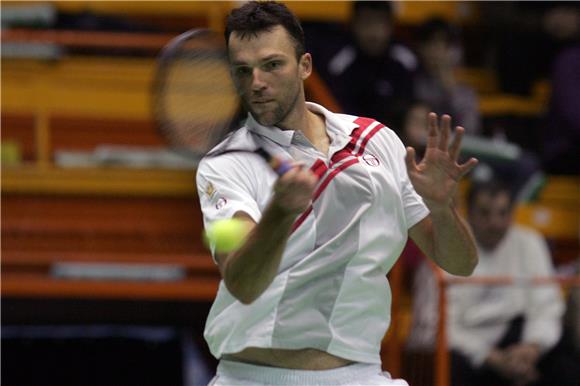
[231,54,286,66]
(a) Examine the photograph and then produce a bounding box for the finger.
[449,126,464,161]
[297,167,317,185]
[292,161,306,170]
[458,157,478,178]
[405,146,418,172]
[438,114,451,151]
[426,112,439,149]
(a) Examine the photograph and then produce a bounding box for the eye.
[263,60,282,71]
[233,66,251,77]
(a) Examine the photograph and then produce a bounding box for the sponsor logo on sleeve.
[215,197,227,210]
[205,182,216,198]
[362,153,380,167]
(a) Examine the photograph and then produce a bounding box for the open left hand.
[405,112,478,211]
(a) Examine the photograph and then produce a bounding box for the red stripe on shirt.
[353,116,377,129]
[355,123,385,157]
[291,206,313,233]
[310,158,328,180]
[288,159,328,232]
[291,117,383,233]
[329,149,353,164]
[292,158,359,233]
[330,117,374,165]
[312,158,359,201]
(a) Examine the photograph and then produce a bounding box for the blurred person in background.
[564,256,580,362]
[312,0,417,132]
[543,44,580,175]
[406,176,577,386]
[448,177,570,386]
[479,2,580,96]
[414,17,481,135]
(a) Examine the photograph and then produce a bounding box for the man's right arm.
[216,166,317,304]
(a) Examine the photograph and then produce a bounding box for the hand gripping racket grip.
[269,156,293,176]
[255,148,293,176]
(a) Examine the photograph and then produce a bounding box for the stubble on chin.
[245,100,285,127]
[255,106,285,127]
[244,84,301,127]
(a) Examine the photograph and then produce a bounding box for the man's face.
[468,191,513,252]
[228,25,310,127]
[352,9,392,57]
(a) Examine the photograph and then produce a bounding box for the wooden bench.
[1,166,220,301]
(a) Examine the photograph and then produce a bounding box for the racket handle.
[255,148,292,176]
[270,156,293,176]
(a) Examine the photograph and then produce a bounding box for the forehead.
[228,25,296,62]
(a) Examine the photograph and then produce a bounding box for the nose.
[251,68,267,92]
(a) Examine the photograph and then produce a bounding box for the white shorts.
[208,360,409,386]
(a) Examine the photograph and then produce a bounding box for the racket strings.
[159,40,238,152]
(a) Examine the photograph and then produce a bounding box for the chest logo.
[362,153,380,167]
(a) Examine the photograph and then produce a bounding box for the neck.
[277,96,309,132]
[278,97,326,146]
[302,109,327,146]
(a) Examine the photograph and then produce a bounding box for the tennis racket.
[152,28,292,175]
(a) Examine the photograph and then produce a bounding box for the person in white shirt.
[446,178,571,386]
[196,2,479,385]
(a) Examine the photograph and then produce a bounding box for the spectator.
[448,178,570,386]
[311,1,417,131]
[564,257,580,358]
[479,2,580,95]
[543,44,580,175]
[414,17,481,135]
[407,176,577,386]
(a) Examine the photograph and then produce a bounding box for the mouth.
[251,99,274,105]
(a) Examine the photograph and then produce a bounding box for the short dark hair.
[225,1,305,59]
[467,178,515,211]
[352,1,393,20]
[417,17,458,45]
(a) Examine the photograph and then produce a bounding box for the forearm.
[429,206,478,276]
[223,202,296,304]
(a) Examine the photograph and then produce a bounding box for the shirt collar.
[245,102,359,147]
[245,114,294,147]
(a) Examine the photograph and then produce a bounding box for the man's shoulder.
[331,111,386,129]
[388,42,418,72]
[206,126,256,153]
[510,224,545,241]
[333,111,363,124]
[507,225,548,254]
[197,126,257,172]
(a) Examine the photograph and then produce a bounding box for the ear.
[299,53,312,80]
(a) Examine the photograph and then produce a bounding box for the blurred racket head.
[153,29,240,157]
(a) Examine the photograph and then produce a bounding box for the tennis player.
[196,2,479,385]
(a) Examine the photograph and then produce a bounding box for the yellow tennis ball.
[204,218,250,253]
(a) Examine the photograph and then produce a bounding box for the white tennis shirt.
[196,102,429,364]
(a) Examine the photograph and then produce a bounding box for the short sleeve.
[196,155,262,260]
